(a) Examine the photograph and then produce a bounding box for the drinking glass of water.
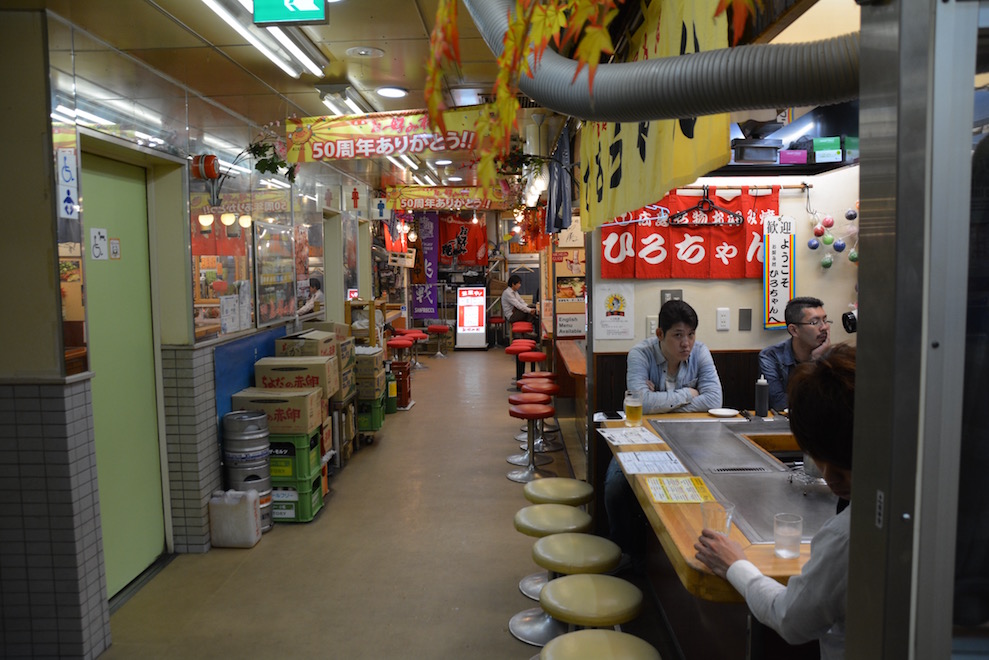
[774,513,803,559]
[623,390,643,427]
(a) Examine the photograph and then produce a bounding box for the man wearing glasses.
[759,296,832,411]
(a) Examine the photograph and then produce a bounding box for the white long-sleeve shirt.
[726,506,850,660]
[501,286,531,318]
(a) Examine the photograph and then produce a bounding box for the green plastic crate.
[357,392,386,431]
[271,469,323,523]
[269,429,321,479]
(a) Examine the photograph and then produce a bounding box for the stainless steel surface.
[507,451,552,467]
[519,571,548,601]
[649,420,837,544]
[509,607,568,647]
[507,465,555,484]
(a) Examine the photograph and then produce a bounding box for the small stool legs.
[508,418,554,483]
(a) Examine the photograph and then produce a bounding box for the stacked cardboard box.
[254,355,339,452]
[230,387,322,436]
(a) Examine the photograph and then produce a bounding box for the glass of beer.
[623,390,643,427]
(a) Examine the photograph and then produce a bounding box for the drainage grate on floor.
[710,466,772,473]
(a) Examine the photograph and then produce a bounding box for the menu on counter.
[646,476,714,503]
[617,450,687,474]
[599,427,664,446]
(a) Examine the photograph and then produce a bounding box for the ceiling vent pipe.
[463,0,859,122]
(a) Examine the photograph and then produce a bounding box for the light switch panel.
[716,307,730,331]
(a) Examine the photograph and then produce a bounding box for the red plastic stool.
[521,380,563,452]
[407,330,429,369]
[427,324,450,358]
[508,392,553,466]
[505,343,531,385]
[523,371,556,381]
[490,315,506,346]
[386,338,413,362]
[519,350,547,375]
[507,403,556,483]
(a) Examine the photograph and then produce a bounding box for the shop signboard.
[556,313,586,338]
[455,286,486,349]
[763,215,795,329]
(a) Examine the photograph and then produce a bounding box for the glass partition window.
[254,220,297,326]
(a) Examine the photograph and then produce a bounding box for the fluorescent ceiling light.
[412,175,426,186]
[267,27,323,77]
[434,159,452,166]
[343,95,364,116]
[201,0,302,78]
[69,78,163,126]
[322,96,343,116]
[386,155,405,169]
[218,158,251,174]
[399,154,418,170]
[451,89,481,106]
[377,86,408,99]
[50,111,75,125]
[203,134,241,153]
[423,174,436,186]
[261,177,291,189]
[447,175,463,182]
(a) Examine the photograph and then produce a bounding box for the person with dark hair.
[759,296,833,411]
[626,299,723,413]
[501,273,538,325]
[297,278,324,315]
[694,343,855,660]
[605,299,723,570]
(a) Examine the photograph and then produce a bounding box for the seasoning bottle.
[755,374,769,417]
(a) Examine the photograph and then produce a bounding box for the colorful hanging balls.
[808,238,821,250]
[813,224,826,237]
[822,233,835,246]
[822,215,835,228]
[833,238,846,252]
[821,254,834,269]
[845,209,858,221]
[848,249,859,262]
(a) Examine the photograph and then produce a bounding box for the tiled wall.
[0,379,111,659]
[161,346,221,554]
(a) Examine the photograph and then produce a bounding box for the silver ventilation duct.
[463,0,859,122]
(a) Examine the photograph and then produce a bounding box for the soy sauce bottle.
[755,375,769,417]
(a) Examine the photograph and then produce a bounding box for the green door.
[82,153,165,598]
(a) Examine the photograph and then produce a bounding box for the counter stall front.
[603,412,832,659]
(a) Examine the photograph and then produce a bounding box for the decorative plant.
[425,0,763,192]
[246,120,297,184]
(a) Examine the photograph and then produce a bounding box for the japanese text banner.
[385,185,510,211]
[579,0,730,230]
[286,106,488,163]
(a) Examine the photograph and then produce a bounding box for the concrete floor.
[100,348,667,659]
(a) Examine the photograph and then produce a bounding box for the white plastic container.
[209,489,262,548]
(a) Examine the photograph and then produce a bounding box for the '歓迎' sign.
[763,215,796,329]
[599,187,780,280]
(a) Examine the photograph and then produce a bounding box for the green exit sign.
[253,0,327,26]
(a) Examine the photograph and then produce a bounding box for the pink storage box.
[779,150,808,164]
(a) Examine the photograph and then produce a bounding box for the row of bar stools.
[507,402,556,483]
[507,392,553,470]
[426,324,449,358]
[506,339,537,389]
[386,337,413,363]
[510,534,624,646]
[517,479,595,599]
[522,371,560,433]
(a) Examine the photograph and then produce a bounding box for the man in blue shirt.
[758,297,832,411]
[606,299,723,570]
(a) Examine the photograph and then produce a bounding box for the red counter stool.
[537,629,661,660]
[406,330,430,370]
[386,337,413,363]
[522,371,559,432]
[520,379,563,453]
[512,321,535,341]
[507,403,556,483]
[505,342,533,387]
[510,533,623,646]
[489,314,506,346]
[520,350,547,375]
[426,324,450,358]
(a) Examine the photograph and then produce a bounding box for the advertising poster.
[411,212,438,319]
[595,282,634,340]
[455,286,487,349]
[553,247,587,338]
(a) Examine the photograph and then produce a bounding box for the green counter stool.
[510,533,623,646]
[539,574,642,636]
[523,478,593,507]
[536,629,661,660]
[513,504,593,539]
[507,403,557,483]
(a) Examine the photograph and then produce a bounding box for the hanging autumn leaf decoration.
[426,0,762,191]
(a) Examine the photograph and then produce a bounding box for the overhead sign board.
[253,0,327,26]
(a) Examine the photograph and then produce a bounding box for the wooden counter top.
[556,340,586,377]
[606,413,812,602]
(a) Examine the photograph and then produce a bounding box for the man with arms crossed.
[759,296,832,412]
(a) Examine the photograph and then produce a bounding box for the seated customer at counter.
[759,296,832,411]
[626,299,723,413]
[695,343,855,660]
[606,299,723,566]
